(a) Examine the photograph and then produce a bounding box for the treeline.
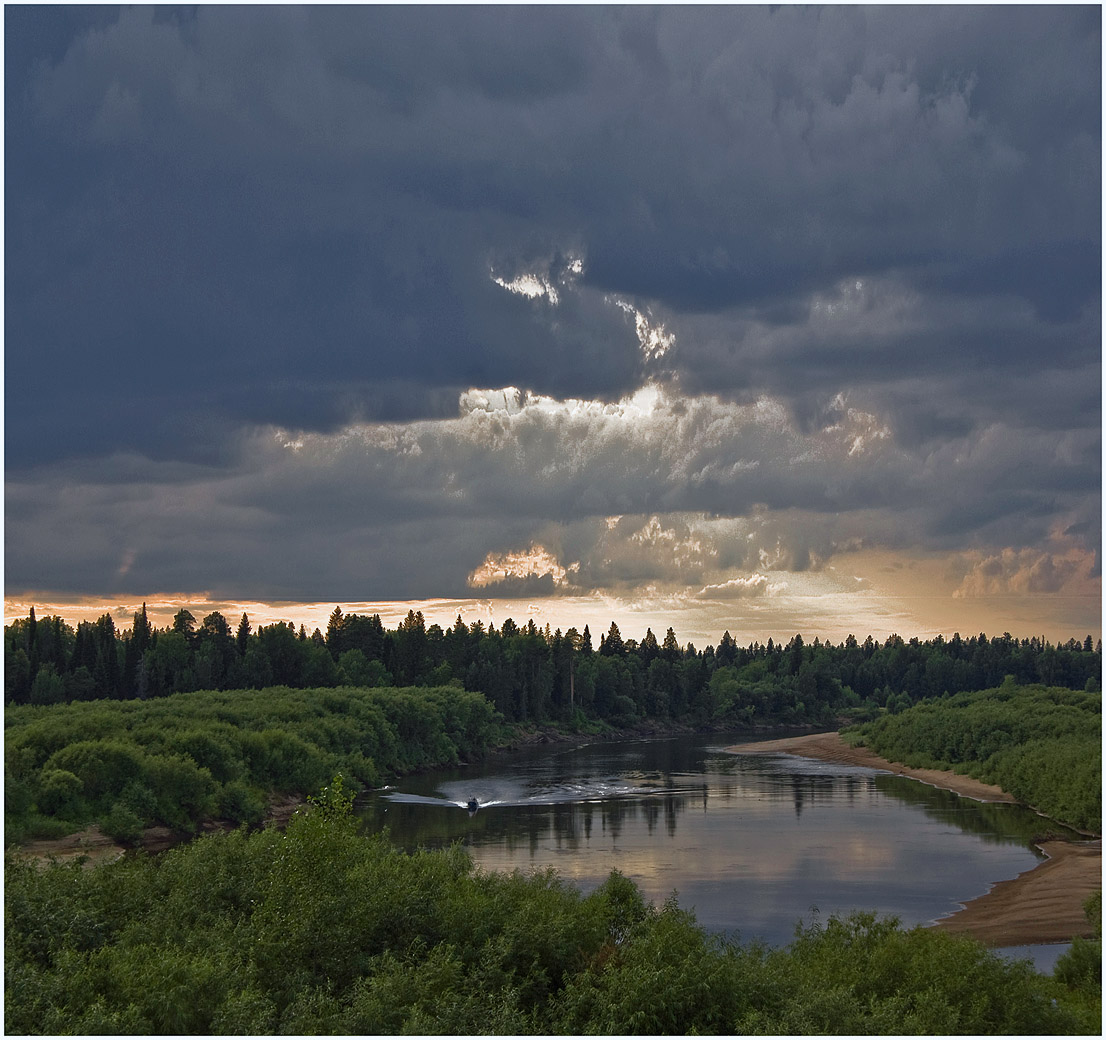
[4,685,502,845]
[5,604,1101,728]
[846,681,1102,832]
[5,781,1099,1035]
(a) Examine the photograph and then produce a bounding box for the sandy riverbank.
[726,731,1100,946]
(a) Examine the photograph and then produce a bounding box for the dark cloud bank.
[5,6,1100,629]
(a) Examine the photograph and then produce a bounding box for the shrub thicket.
[845,681,1101,831]
[5,783,1097,1035]
[5,685,504,843]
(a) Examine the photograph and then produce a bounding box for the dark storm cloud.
[8,6,1099,465]
[5,6,1099,614]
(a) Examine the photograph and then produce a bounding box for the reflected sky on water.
[357,732,1077,954]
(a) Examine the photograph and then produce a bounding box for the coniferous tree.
[25,605,38,670]
[717,631,736,667]
[92,613,119,699]
[132,603,152,655]
[236,613,251,657]
[326,606,345,658]
[173,609,197,645]
[395,610,429,685]
[640,628,659,665]
[662,627,681,662]
[600,622,625,656]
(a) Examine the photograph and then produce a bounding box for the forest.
[5,777,1101,1035]
[5,604,1100,728]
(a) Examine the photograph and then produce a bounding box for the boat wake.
[383,774,677,811]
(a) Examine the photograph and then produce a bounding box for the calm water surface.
[356,732,1077,963]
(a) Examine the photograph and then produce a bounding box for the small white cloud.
[697,573,771,599]
[489,252,585,307]
[493,271,560,305]
[116,548,136,577]
[607,296,675,362]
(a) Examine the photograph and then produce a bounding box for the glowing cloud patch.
[698,573,771,598]
[811,278,867,319]
[493,271,560,305]
[459,386,527,416]
[489,252,585,307]
[820,393,892,457]
[628,516,713,566]
[607,296,675,362]
[952,547,1089,598]
[468,545,572,589]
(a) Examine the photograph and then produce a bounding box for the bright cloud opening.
[607,296,676,362]
[468,545,573,589]
[493,271,561,305]
[489,252,585,307]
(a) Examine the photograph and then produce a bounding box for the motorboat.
[466,797,479,814]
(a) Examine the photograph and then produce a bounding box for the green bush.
[215,780,266,826]
[100,802,144,844]
[37,768,84,817]
[42,740,145,804]
[1055,891,1102,994]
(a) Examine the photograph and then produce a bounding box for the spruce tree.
[236,613,251,657]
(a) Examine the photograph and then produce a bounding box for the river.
[355,731,1078,971]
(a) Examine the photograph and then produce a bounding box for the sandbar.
[726,731,1100,946]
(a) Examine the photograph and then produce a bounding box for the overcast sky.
[5,5,1101,644]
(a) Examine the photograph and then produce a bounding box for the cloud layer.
[5,6,1100,640]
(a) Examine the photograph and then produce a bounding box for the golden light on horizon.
[6,544,1100,649]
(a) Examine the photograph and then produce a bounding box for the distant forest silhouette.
[6,605,1100,727]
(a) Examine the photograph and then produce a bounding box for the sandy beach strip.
[726,731,1101,946]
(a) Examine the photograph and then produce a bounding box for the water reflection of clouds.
[362,739,1049,947]
[470,791,912,893]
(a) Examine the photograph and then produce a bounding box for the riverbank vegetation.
[844,681,1101,832]
[5,779,1099,1035]
[5,685,503,845]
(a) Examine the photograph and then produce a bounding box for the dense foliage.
[846,681,1101,831]
[5,685,502,845]
[5,783,1097,1035]
[1055,892,1102,994]
[6,605,1100,730]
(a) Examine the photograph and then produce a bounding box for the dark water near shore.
[356,731,1078,969]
